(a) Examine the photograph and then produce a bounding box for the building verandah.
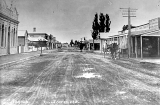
[119,17,160,59]
[130,30,160,58]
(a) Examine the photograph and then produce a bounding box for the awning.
[28,37,48,41]
[141,34,160,36]
[131,29,160,36]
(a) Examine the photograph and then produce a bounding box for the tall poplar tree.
[91,13,111,50]
[99,13,105,32]
[105,14,111,32]
[92,13,99,50]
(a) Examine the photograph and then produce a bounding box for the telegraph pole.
[120,7,137,58]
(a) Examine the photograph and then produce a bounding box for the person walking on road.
[80,42,84,52]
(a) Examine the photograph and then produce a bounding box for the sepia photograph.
[0,0,160,104]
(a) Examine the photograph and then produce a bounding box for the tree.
[38,39,47,54]
[45,34,48,40]
[122,25,127,32]
[92,13,99,50]
[122,25,136,32]
[105,14,111,32]
[44,34,49,49]
[91,13,111,50]
[49,34,53,49]
[99,13,105,32]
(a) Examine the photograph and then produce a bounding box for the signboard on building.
[149,17,160,30]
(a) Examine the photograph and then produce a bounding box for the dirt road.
[0,52,160,105]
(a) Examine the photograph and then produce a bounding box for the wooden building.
[130,18,160,58]
[28,32,48,51]
[107,17,160,58]
[18,30,29,53]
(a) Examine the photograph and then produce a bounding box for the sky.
[5,0,160,43]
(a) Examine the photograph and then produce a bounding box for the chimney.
[33,27,36,32]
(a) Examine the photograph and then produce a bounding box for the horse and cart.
[103,42,120,60]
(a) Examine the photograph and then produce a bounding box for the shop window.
[90,43,100,50]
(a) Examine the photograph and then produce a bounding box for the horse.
[107,43,119,60]
[103,41,109,58]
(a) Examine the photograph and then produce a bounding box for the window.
[114,37,118,41]
[4,27,7,47]
[11,29,13,47]
[8,26,10,47]
[13,28,15,46]
[0,24,1,46]
[16,30,17,46]
[1,24,4,47]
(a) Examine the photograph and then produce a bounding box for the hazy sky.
[5,0,160,43]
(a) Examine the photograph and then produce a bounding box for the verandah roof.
[141,34,160,36]
[131,29,160,36]
[28,37,48,41]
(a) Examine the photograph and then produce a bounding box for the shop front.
[141,34,160,57]
[130,17,160,58]
[131,34,160,58]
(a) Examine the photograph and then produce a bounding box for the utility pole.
[120,7,137,58]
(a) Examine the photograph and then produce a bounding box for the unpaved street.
[0,52,160,105]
